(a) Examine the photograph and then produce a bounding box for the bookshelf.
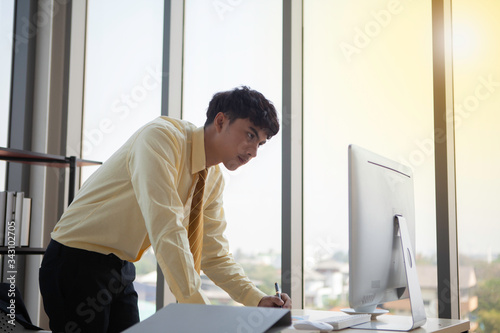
[0,146,101,255]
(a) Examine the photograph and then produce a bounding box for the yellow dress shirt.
[52,116,266,306]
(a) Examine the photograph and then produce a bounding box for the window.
[453,0,500,330]
[0,0,15,190]
[82,0,164,320]
[303,0,437,315]
[183,0,283,303]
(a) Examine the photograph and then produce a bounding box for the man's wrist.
[243,289,268,307]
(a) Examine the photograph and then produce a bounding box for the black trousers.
[39,240,140,333]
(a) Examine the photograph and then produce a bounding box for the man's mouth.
[238,156,248,165]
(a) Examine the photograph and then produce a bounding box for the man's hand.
[258,293,291,309]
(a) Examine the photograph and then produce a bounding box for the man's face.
[216,115,268,171]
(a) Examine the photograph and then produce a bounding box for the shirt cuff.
[241,288,268,307]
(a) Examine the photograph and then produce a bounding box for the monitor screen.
[348,144,416,314]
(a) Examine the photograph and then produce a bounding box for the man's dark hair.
[204,86,280,139]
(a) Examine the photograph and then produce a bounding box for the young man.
[39,86,291,333]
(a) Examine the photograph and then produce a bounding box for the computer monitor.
[345,144,426,331]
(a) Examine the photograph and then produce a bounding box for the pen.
[275,282,282,308]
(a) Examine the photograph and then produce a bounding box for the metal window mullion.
[157,0,184,310]
[7,0,37,193]
[282,0,303,309]
[162,0,183,120]
[432,0,460,320]
[66,0,88,188]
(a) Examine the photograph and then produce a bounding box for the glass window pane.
[82,0,164,320]
[453,0,500,330]
[183,0,282,303]
[304,0,436,315]
[0,0,15,191]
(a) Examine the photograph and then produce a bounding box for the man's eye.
[248,133,255,140]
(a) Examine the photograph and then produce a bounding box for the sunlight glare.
[452,20,478,61]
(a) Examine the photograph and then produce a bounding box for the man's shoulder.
[152,116,197,133]
[138,116,197,141]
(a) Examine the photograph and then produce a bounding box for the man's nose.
[247,144,258,158]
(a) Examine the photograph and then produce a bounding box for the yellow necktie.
[188,169,207,274]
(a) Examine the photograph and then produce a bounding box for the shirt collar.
[191,126,207,174]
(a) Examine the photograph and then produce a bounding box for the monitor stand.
[343,216,427,331]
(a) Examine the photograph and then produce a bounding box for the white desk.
[285,309,470,333]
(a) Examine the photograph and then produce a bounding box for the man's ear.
[214,112,226,133]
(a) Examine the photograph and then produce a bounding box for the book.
[0,191,6,246]
[3,191,15,247]
[13,192,24,247]
[20,197,31,246]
